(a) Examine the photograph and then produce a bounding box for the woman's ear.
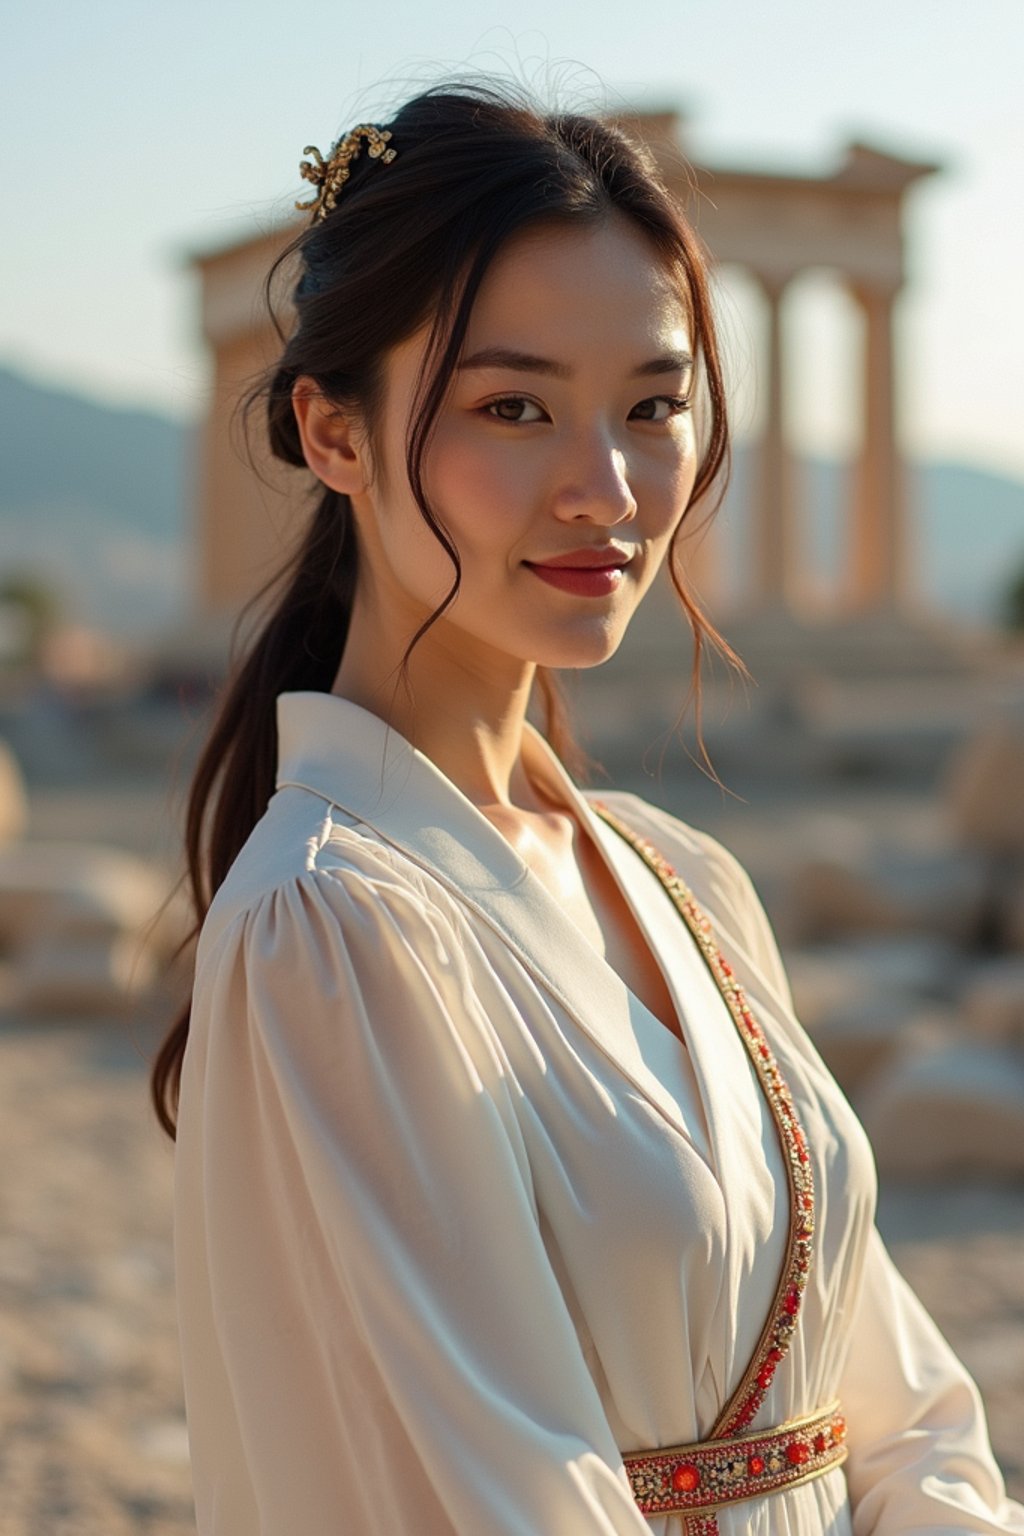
[291,378,371,495]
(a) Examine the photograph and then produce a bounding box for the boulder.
[785,847,993,949]
[962,959,1024,1048]
[0,842,187,1014]
[859,1043,1024,1178]
[873,848,991,948]
[809,1002,953,1099]
[787,935,960,1020]
[945,724,1024,857]
[785,861,917,945]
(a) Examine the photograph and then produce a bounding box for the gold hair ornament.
[296,125,397,221]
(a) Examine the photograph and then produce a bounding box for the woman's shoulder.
[196,783,461,976]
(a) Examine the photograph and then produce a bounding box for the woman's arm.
[177,860,651,1535]
[838,1225,1024,1534]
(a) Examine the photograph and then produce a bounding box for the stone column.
[846,281,904,609]
[753,273,798,609]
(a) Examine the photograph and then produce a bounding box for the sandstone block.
[786,861,916,945]
[810,1001,953,1099]
[0,842,186,1014]
[945,725,1024,857]
[963,959,1024,1048]
[860,1043,1024,1178]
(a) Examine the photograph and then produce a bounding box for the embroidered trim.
[591,805,816,1443]
[623,1403,847,1517]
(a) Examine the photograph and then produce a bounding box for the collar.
[276,689,601,897]
[273,691,744,1175]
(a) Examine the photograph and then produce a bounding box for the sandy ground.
[0,1004,1021,1536]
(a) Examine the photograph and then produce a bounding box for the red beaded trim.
[622,1404,847,1517]
[592,806,816,1441]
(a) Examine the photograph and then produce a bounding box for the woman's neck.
[333,600,541,811]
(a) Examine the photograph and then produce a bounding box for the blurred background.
[1,2,1023,1530]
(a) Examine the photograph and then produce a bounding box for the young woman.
[153,83,1023,1535]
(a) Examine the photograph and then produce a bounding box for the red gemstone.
[748,1454,766,1476]
[784,1288,801,1316]
[671,1462,701,1493]
[813,1433,828,1454]
[786,1441,810,1466]
[832,1417,847,1442]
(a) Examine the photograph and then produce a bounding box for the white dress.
[175,690,1024,1535]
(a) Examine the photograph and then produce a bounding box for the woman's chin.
[532,621,633,672]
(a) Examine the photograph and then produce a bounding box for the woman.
[154,83,1024,1534]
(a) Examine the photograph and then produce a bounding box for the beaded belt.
[623,1402,847,1522]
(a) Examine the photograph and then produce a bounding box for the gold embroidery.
[623,1403,847,1518]
[592,805,820,1534]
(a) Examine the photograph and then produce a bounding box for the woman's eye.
[630,395,692,422]
[484,396,546,424]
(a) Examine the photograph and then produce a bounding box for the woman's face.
[353,212,699,675]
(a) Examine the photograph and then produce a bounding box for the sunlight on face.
[353,213,699,676]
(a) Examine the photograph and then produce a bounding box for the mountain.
[0,365,1021,635]
[0,367,191,635]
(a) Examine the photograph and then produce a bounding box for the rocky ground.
[0,1003,1021,1536]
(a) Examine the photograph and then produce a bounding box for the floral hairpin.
[296,124,397,221]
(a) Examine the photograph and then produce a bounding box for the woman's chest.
[463,914,787,1284]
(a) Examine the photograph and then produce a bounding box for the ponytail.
[150,486,356,1136]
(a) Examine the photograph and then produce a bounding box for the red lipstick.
[524,546,631,597]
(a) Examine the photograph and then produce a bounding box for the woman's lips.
[528,549,632,595]
[523,559,628,597]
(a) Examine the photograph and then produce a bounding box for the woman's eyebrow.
[457,347,693,379]
[457,347,570,378]
[634,351,694,379]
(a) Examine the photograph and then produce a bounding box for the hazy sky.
[4,0,1023,477]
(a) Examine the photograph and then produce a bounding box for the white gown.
[174,690,1024,1535]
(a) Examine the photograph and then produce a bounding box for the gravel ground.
[1,1008,1021,1536]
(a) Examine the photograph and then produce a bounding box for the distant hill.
[0,367,191,635]
[0,364,1021,635]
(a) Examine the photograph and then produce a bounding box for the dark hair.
[151,80,740,1138]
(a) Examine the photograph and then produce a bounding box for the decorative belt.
[624,1402,847,1523]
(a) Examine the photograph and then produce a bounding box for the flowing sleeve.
[837,1226,1024,1535]
[178,858,651,1535]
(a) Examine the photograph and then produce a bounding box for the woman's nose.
[551,440,637,525]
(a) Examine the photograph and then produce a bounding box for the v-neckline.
[495,791,691,1054]
[274,691,744,1168]
[272,694,818,1444]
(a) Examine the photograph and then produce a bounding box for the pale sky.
[4,0,1023,478]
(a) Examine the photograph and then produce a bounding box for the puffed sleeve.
[177,860,651,1535]
[838,1225,1024,1534]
